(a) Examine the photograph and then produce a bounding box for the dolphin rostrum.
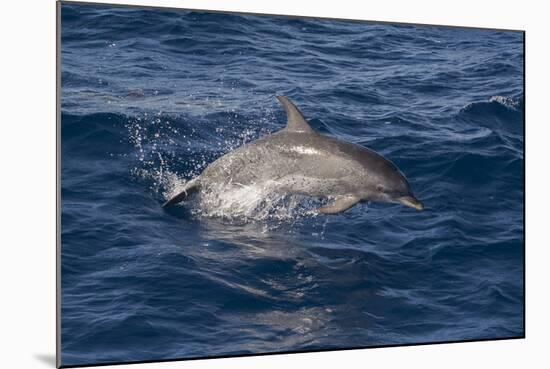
[162,96,423,214]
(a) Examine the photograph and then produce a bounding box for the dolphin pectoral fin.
[316,195,360,215]
[162,179,200,208]
[276,96,315,134]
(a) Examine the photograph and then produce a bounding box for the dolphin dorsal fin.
[276,96,315,133]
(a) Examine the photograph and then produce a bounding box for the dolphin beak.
[399,195,424,211]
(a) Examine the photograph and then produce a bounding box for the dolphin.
[162,96,423,214]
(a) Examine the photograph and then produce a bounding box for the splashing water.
[123,105,327,221]
[195,181,325,221]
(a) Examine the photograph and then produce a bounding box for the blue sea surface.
[60,3,524,366]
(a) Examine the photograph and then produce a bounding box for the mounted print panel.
[58,1,524,367]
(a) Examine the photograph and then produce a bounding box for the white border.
[2,1,548,368]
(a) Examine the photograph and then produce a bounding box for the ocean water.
[60,3,524,366]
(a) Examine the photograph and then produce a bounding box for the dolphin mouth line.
[398,196,424,211]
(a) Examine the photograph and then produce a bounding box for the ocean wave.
[457,95,523,137]
[459,95,523,120]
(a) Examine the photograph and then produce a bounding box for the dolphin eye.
[376,185,384,192]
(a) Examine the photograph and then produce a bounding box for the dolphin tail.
[162,178,201,208]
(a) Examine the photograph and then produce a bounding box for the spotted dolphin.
[163,96,423,213]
